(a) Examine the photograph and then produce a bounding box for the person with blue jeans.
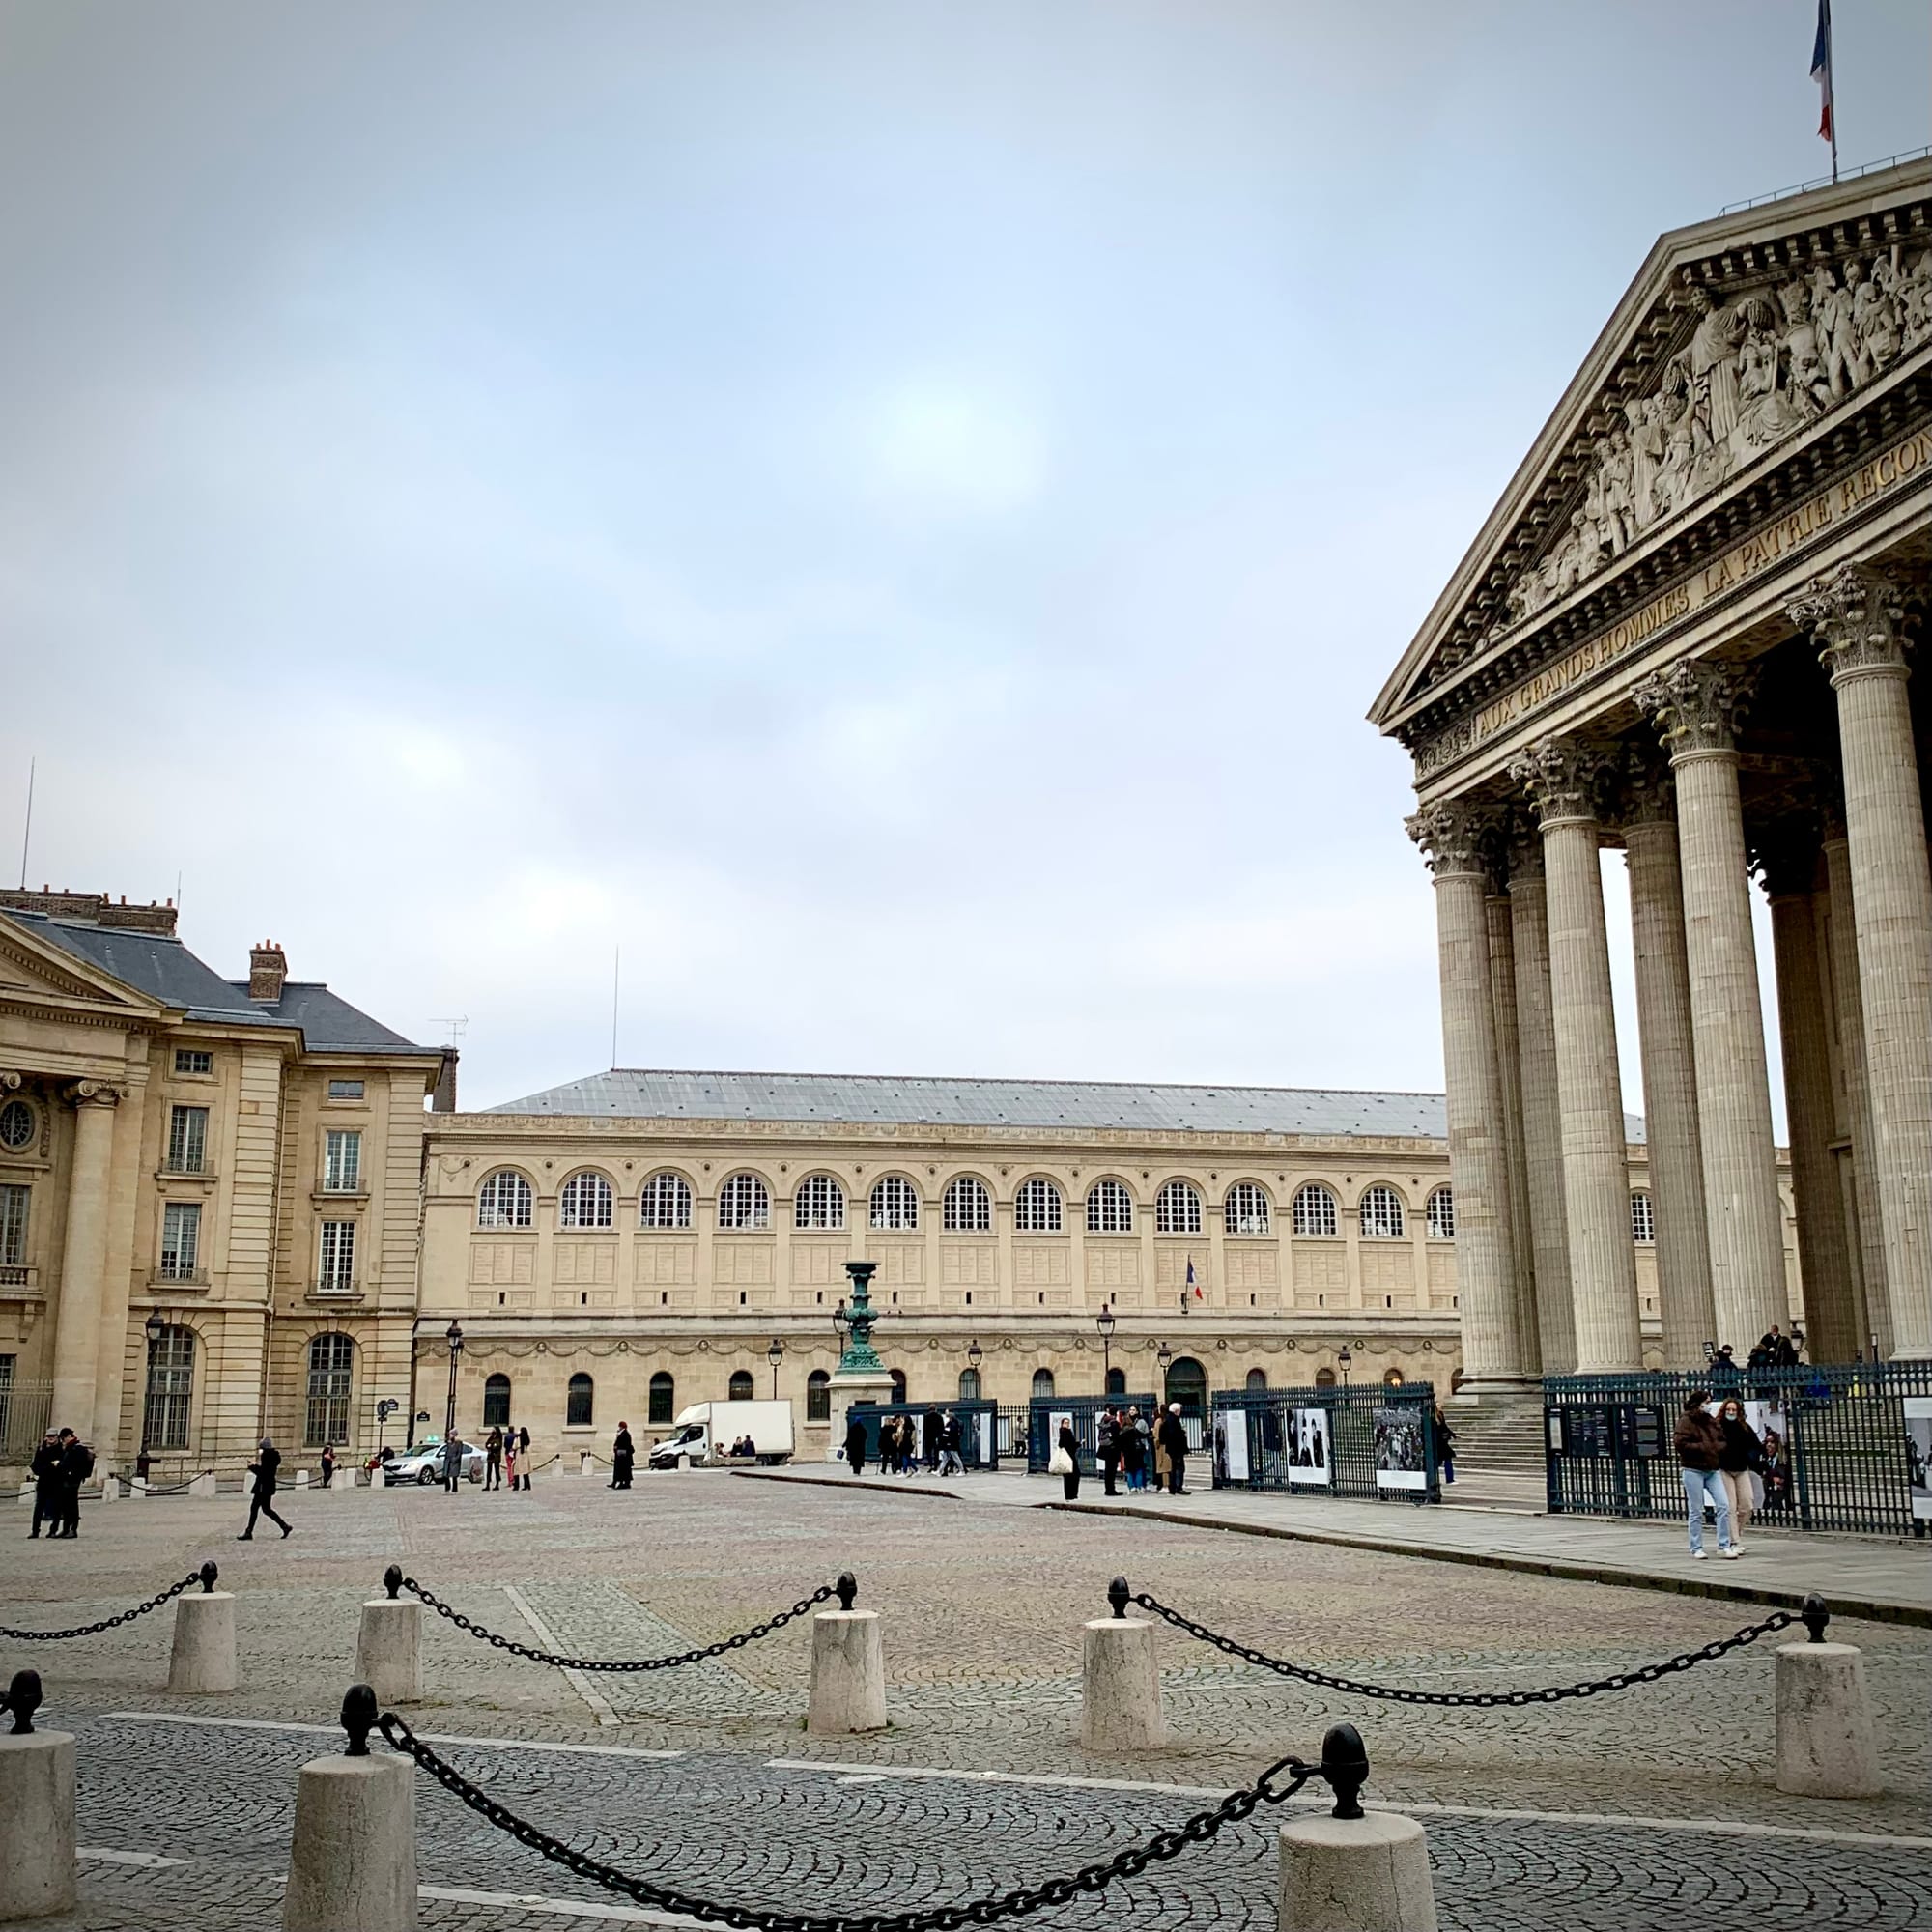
[1672,1389,1738,1560]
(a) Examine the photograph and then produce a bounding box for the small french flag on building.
[1810,0,1834,147]
[1186,1257,1202,1298]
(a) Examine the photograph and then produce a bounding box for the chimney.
[249,941,288,1004]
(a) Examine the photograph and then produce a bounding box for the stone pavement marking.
[506,1580,625,1727]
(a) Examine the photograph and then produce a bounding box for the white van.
[648,1399,794,1469]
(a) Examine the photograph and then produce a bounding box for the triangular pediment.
[1372,157,1932,735]
[0,919,174,1019]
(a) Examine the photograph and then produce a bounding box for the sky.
[4,2,1929,1117]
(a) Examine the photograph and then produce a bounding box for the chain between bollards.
[384,1565,404,1601]
[1802,1592,1831,1643]
[835,1572,858,1611]
[1107,1576,1130,1619]
[0,1566,211,1641]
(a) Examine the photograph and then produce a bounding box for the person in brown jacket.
[1673,1390,1737,1561]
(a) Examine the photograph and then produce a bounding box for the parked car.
[383,1436,485,1485]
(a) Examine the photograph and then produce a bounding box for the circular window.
[0,1099,34,1151]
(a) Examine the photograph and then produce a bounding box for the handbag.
[1048,1445,1074,1476]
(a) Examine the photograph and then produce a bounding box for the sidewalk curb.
[732,1469,966,1501]
[1040,1501,1931,1628]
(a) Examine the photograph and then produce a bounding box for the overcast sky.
[5,3,1928,1115]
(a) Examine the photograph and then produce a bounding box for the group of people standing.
[842,1406,968,1477]
[481,1425,533,1490]
[1085,1404,1190,1500]
[27,1428,95,1540]
[1673,1388,1782,1559]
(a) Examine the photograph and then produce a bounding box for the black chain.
[0,1570,206,1642]
[1134,1593,1799,1707]
[400,1577,834,1671]
[378,1709,1315,1930]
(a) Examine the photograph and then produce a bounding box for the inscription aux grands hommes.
[1412,424,1932,779]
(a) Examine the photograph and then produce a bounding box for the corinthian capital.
[1508,736,1612,828]
[1633,657,1754,759]
[1787,562,1911,682]
[1406,800,1494,878]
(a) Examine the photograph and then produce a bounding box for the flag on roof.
[1810,0,1834,145]
[1186,1257,1202,1298]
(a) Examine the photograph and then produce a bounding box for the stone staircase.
[1441,1398,1548,1502]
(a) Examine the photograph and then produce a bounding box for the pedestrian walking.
[516,1426,531,1488]
[319,1442,336,1489]
[1121,1408,1147,1493]
[1097,1408,1121,1496]
[844,1410,869,1474]
[1431,1403,1457,1488]
[1052,1420,1081,1501]
[441,1432,465,1494]
[1157,1403,1189,1495]
[923,1404,944,1473]
[54,1428,93,1538]
[239,1436,293,1540]
[939,1411,965,1477]
[1673,1389,1737,1561]
[1715,1396,1760,1553]
[611,1422,635,1490]
[483,1427,503,1491]
[28,1431,61,1539]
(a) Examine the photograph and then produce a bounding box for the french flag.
[1186,1258,1202,1298]
[1810,0,1834,145]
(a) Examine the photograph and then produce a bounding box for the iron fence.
[845,1400,998,1470]
[1210,1383,1442,1506]
[1026,1394,1158,1474]
[1545,1363,1932,1537]
[995,1406,1030,1462]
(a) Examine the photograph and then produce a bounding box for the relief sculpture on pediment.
[1501,247,1932,632]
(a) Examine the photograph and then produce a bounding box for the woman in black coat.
[844,1412,869,1474]
[1056,1421,1082,1501]
[611,1423,635,1490]
[239,1436,293,1540]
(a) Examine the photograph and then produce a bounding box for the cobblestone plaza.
[4,1472,1927,1929]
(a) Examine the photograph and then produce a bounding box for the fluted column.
[1756,816,1859,1362]
[1408,801,1531,1390]
[1620,766,1716,1365]
[1507,843,1576,1372]
[1634,660,1786,1353]
[1790,564,1932,1360]
[1486,883,1543,1378]
[1509,739,1642,1374]
[51,1083,121,1431]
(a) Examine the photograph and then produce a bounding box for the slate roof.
[492,1069,1647,1142]
[4,909,434,1057]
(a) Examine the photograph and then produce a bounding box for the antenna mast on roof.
[611,945,621,1070]
[431,1015,469,1048]
[16,758,33,890]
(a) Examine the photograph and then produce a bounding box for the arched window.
[957,1367,982,1403]
[1382,1367,1406,1387]
[648,1371,674,1425]
[143,1323,195,1450]
[559,1171,613,1229]
[1155,1179,1203,1235]
[1426,1185,1456,1240]
[1314,1365,1338,1389]
[1014,1178,1063,1233]
[1358,1184,1406,1239]
[795,1174,846,1231]
[889,1369,907,1404]
[1031,1368,1056,1399]
[1291,1183,1337,1237]
[1086,1179,1134,1234]
[482,1373,511,1427]
[943,1177,991,1233]
[727,1369,755,1402]
[870,1177,919,1231]
[566,1373,594,1427]
[1245,1367,1268,1391]
[477,1169,533,1229]
[640,1172,694,1229]
[806,1369,832,1421]
[718,1173,771,1231]
[1226,1181,1272,1236]
[303,1332,354,1446]
[1631,1191,1656,1244]
[1165,1354,1208,1418]
[1106,1366,1126,1396]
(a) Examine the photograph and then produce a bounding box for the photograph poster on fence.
[1374,1406,1428,1491]
[1286,1406,1332,1486]
[975,1408,995,1466]
[1906,1397,1932,1521]
[1215,1407,1250,1483]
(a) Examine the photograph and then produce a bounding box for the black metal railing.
[1545,1363,1932,1537]
[1210,1383,1442,1506]
[1027,1394,1159,1475]
[843,1401,998,1471]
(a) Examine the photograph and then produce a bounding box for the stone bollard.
[580,1452,593,1478]
[282,1685,415,1932]
[14,1483,30,1509]
[1080,1577,1165,1752]
[355,1567,422,1706]
[332,1468,358,1494]
[295,1469,310,1490]
[130,1477,148,1502]
[808,1572,887,1735]
[1776,1595,1881,1798]
[189,1471,217,1498]
[167,1562,238,1694]
[1278,1724,1435,1932]
[0,1671,77,1922]
[99,1475,117,1506]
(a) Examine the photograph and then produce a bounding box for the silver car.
[382,1437,485,1486]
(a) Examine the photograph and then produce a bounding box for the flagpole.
[1826,0,1839,183]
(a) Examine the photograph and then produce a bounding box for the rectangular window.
[318,1220,356,1293]
[144,1326,194,1449]
[174,1048,213,1075]
[160,1201,202,1278]
[324,1129,362,1192]
[0,1184,28,1266]
[327,1079,365,1100]
[166,1105,209,1174]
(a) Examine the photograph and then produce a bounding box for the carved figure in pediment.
[1900,251,1932,352]
[1623,394,1664,532]
[1653,379,1701,520]
[1853,263,1902,373]
[1776,278,1831,409]
[1810,262,1869,396]
[1687,286,1747,450]
[1596,431,1634,554]
[1735,306,1811,451]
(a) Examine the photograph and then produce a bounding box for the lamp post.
[443,1321,464,1444]
[375,1397,398,1459]
[1338,1347,1352,1389]
[1095,1305,1117,1395]
[835,1263,885,1374]
[1155,1339,1172,1406]
[767,1336,785,1400]
[139,1309,165,1476]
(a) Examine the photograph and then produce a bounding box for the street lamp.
[139,1310,165,1476]
[1095,1305,1117,1395]
[768,1336,785,1400]
[1338,1347,1353,1388]
[443,1320,464,1447]
[375,1397,399,1458]
[1155,1339,1172,1404]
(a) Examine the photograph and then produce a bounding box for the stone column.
[1791,565,1932,1361]
[50,1084,120,1430]
[1407,802,1529,1390]
[1507,845,1577,1372]
[1509,739,1641,1374]
[1620,767,1716,1365]
[1486,885,1543,1378]
[1634,661,1787,1354]
[1757,819,1860,1364]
